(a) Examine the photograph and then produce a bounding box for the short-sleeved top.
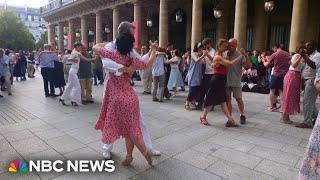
[204,48,215,74]
[289,54,305,73]
[269,50,290,77]
[226,51,247,87]
[250,55,259,68]
[303,51,320,80]
[152,54,166,76]
[0,55,10,73]
[168,56,180,68]
[78,52,93,79]
[69,50,81,70]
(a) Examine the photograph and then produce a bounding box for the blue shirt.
[38,51,59,68]
[0,55,10,73]
[152,54,166,76]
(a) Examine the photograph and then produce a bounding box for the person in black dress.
[13,51,27,81]
[54,52,66,96]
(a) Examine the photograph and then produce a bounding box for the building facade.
[0,4,47,42]
[40,0,320,53]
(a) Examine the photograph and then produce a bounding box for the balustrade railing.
[40,0,78,14]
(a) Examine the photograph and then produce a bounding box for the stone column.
[191,0,202,49]
[58,23,64,52]
[159,0,169,47]
[81,15,88,46]
[289,0,308,52]
[253,0,268,51]
[47,24,55,45]
[68,19,75,50]
[306,0,320,42]
[113,7,120,40]
[234,0,247,48]
[185,4,192,49]
[96,11,103,43]
[216,1,229,40]
[134,0,142,49]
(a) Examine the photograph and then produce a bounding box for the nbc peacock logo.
[8,160,28,173]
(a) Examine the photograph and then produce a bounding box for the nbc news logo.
[8,159,115,173]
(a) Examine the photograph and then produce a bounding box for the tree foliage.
[0,9,35,51]
[35,31,48,50]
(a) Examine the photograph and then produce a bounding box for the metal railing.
[40,0,78,14]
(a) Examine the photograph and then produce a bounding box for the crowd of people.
[0,21,320,178]
[0,50,37,97]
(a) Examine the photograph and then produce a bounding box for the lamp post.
[146,19,153,27]
[264,1,275,49]
[104,25,110,33]
[213,0,222,19]
[175,10,183,23]
[213,8,222,19]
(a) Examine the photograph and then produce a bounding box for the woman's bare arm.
[191,52,206,62]
[291,55,303,69]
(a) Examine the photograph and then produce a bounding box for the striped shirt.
[37,51,59,68]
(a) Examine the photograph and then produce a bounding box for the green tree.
[35,31,48,50]
[0,9,35,51]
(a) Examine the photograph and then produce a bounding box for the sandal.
[199,117,209,126]
[280,117,293,124]
[143,151,153,166]
[225,120,239,128]
[185,104,191,111]
[121,155,133,166]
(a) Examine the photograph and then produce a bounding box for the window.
[20,13,26,20]
[269,24,291,51]
[247,26,253,51]
[28,15,32,21]
[203,29,216,47]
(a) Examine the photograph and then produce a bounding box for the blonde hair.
[216,39,228,51]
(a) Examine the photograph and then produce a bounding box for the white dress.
[61,50,81,104]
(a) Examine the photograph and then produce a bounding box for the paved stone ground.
[0,72,314,180]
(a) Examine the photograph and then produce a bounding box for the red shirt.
[269,49,290,76]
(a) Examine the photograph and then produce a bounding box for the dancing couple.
[93,22,159,166]
[199,39,248,127]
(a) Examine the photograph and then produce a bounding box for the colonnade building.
[40,0,319,52]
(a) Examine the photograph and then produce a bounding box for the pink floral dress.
[94,48,148,144]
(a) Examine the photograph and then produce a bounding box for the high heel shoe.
[71,102,79,106]
[121,155,133,166]
[143,151,153,166]
[59,99,66,106]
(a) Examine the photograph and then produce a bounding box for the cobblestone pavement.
[0,72,313,180]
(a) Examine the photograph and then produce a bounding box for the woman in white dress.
[166,50,185,96]
[59,43,95,106]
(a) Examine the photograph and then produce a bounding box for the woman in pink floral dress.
[93,34,157,166]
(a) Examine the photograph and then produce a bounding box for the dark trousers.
[187,86,200,102]
[41,67,55,96]
[197,74,213,108]
[93,68,104,84]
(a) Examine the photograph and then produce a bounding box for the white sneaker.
[103,151,111,159]
[151,149,161,156]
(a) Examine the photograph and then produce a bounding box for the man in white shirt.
[197,38,215,109]
[100,21,161,159]
[296,41,320,128]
